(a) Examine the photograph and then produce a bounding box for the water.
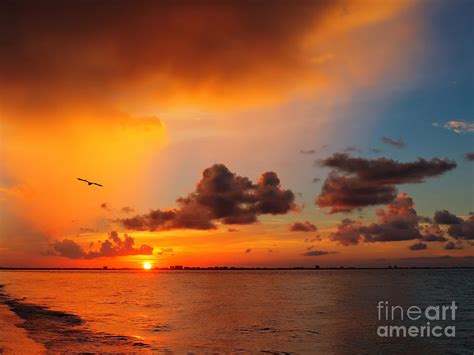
[0,269,473,353]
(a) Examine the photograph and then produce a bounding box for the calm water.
[0,269,473,353]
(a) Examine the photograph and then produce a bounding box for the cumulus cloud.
[330,219,364,246]
[119,164,296,231]
[289,221,317,232]
[433,210,463,225]
[330,194,422,245]
[447,214,474,240]
[443,121,474,134]
[45,231,153,259]
[302,250,337,256]
[420,224,447,242]
[409,242,427,251]
[381,136,405,149]
[316,153,456,213]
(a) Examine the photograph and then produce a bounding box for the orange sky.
[1,0,472,268]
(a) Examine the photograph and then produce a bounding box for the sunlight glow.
[143,262,152,270]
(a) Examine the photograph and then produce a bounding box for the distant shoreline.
[1,266,473,271]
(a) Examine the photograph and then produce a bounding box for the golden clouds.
[0,0,422,113]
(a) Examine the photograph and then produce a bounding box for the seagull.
[77,178,103,187]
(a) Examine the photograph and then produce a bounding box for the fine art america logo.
[377,301,457,338]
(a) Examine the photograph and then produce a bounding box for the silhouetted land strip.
[1,266,473,271]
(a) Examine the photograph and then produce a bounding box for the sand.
[0,303,45,354]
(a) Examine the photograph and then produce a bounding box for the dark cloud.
[331,194,422,245]
[312,177,321,183]
[317,172,397,213]
[121,206,135,214]
[300,149,315,155]
[360,194,421,242]
[381,136,405,149]
[45,231,153,259]
[227,227,239,232]
[466,152,474,161]
[409,242,427,251]
[447,214,474,240]
[289,221,317,232]
[420,224,447,242]
[120,164,296,231]
[444,241,463,250]
[433,210,463,225]
[302,250,337,256]
[316,153,456,213]
[330,219,363,246]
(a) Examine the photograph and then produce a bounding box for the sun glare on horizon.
[143,262,152,270]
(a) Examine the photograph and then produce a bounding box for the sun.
[143,262,152,270]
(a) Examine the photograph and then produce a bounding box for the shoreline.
[0,302,45,354]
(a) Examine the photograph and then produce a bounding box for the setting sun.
[143,262,152,270]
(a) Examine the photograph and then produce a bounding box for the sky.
[0,0,473,268]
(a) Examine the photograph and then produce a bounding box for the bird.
[77,178,103,187]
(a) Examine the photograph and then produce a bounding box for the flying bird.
[77,178,103,187]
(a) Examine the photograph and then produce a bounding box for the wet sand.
[0,303,45,354]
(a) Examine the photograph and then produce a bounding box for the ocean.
[0,269,473,353]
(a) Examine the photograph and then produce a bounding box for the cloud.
[45,231,154,259]
[316,153,456,213]
[381,136,405,149]
[444,241,463,250]
[409,242,427,251]
[119,164,296,231]
[312,177,321,183]
[245,248,252,253]
[300,149,316,155]
[289,221,317,232]
[433,210,463,225]
[330,219,364,246]
[465,152,474,161]
[447,214,474,240]
[443,121,474,134]
[360,193,421,242]
[156,247,173,256]
[0,0,419,114]
[100,203,111,211]
[304,235,322,243]
[121,206,135,214]
[420,224,447,242]
[330,194,422,245]
[302,250,337,256]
